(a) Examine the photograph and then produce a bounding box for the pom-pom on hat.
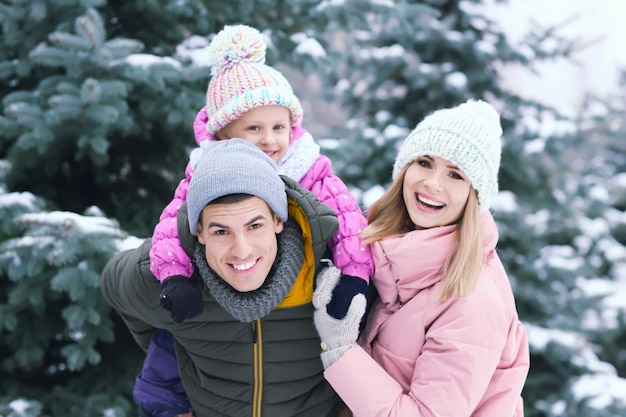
[187,138,288,235]
[392,99,503,212]
[205,25,303,136]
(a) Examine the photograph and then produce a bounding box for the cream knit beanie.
[392,99,502,212]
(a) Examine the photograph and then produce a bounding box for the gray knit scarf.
[194,218,304,323]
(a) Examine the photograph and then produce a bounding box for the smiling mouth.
[231,259,258,271]
[417,194,444,210]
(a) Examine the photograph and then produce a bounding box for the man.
[101,139,344,417]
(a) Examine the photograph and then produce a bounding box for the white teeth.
[232,260,256,271]
[418,195,444,207]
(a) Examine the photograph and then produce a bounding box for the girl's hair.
[361,164,483,301]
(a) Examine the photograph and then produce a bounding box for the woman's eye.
[450,172,463,180]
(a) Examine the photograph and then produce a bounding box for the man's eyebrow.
[207,214,267,229]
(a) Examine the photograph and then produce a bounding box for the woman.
[313,99,530,416]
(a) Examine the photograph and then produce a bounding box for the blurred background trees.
[0,1,624,416]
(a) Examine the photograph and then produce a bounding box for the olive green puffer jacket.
[101,176,341,417]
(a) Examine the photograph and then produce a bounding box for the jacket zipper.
[252,319,263,417]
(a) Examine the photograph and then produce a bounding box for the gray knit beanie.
[392,99,502,212]
[187,138,288,235]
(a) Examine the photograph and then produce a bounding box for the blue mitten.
[326,274,368,319]
[160,276,204,323]
[313,266,367,369]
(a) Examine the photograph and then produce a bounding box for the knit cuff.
[320,344,354,369]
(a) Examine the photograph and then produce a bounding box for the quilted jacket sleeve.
[100,239,159,352]
[301,155,373,282]
[323,280,529,417]
[149,162,195,282]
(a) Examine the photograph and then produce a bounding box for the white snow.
[485,0,626,116]
[122,53,182,69]
[291,33,327,58]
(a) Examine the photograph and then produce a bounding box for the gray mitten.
[313,265,367,369]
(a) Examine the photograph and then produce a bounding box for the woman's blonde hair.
[361,164,483,301]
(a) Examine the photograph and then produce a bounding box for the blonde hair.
[361,165,483,301]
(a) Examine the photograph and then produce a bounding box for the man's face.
[196,196,284,292]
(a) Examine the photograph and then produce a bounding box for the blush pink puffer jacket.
[324,213,530,417]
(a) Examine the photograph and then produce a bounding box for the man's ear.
[275,216,284,234]
[196,223,206,244]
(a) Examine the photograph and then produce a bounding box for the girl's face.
[219,106,291,163]
[402,155,471,230]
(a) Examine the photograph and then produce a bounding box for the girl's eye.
[248,125,260,131]
[273,125,285,131]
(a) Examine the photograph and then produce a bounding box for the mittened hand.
[160,276,204,323]
[313,266,367,369]
[326,274,368,319]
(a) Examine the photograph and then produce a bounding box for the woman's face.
[402,155,471,229]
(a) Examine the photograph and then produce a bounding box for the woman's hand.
[313,265,367,369]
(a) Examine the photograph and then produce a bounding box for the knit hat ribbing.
[392,99,502,212]
[187,139,288,235]
[205,25,303,136]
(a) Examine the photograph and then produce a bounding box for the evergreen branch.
[49,32,93,51]
[29,45,68,67]
[3,91,37,106]
[48,94,83,113]
[56,82,81,95]
[103,38,145,57]
[4,102,42,120]
[80,78,102,104]
[75,8,105,50]
[0,60,15,79]
[97,81,129,99]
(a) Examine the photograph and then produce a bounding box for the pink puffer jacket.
[149,108,373,283]
[324,213,530,416]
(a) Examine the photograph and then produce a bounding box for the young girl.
[133,25,370,417]
[313,99,530,416]
[152,24,372,323]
